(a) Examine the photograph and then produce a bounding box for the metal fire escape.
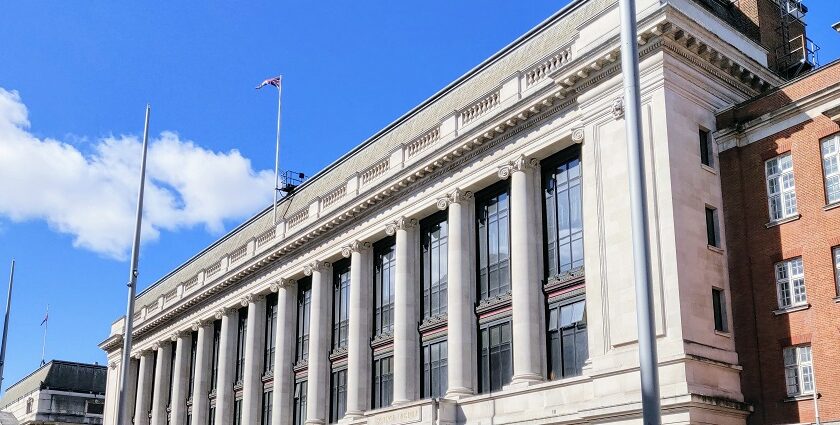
[775,0,820,79]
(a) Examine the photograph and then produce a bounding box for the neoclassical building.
[99,0,793,423]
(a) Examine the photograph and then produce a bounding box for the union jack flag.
[256,76,282,90]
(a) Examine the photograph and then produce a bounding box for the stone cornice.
[100,6,783,354]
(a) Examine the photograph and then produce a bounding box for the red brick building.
[717,60,840,424]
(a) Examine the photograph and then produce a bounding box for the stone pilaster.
[387,217,419,404]
[150,342,172,425]
[118,357,140,425]
[242,295,267,425]
[170,332,192,425]
[304,261,332,424]
[343,240,372,417]
[214,308,238,425]
[500,155,544,384]
[190,320,213,425]
[271,278,297,425]
[439,189,476,398]
[134,351,155,425]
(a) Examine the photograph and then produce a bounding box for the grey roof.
[0,361,106,409]
[131,0,608,313]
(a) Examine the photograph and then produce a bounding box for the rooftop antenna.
[0,259,15,393]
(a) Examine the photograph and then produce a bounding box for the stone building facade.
[717,59,840,425]
[98,0,803,423]
[0,360,107,425]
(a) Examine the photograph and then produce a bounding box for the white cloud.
[0,88,275,260]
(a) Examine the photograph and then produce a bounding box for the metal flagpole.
[116,104,151,425]
[0,259,15,392]
[40,304,48,366]
[618,0,662,423]
[272,76,283,224]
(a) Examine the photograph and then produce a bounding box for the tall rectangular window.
[167,344,177,409]
[210,320,221,392]
[333,264,350,350]
[776,257,806,309]
[766,153,797,221]
[233,399,242,425]
[188,331,198,399]
[264,294,278,374]
[329,369,347,423]
[235,308,248,384]
[783,345,814,396]
[422,213,448,318]
[705,206,720,247]
[479,320,512,393]
[712,288,728,332]
[477,184,510,300]
[374,240,396,336]
[293,380,307,425]
[699,128,713,167]
[372,355,393,409]
[422,340,448,398]
[834,246,840,295]
[207,407,215,425]
[547,299,587,380]
[296,279,312,362]
[260,390,272,425]
[543,149,583,277]
[822,134,840,204]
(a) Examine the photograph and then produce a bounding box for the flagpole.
[0,259,15,392]
[40,304,48,366]
[116,104,151,425]
[272,76,283,224]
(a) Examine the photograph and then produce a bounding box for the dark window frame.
[260,389,273,425]
[292,380,308,425]
[264,294,278,374]
[705,206,720,247]
[332,261,351,351]
[422,337,448,399]
[712,287,729,332]
[329,367,347,423]
[477,317,513,394]
[296,278,312,363]
[541,146,584,279]
[475,181,512,301]
[371,353,394,409]
[188,330,198,398]
[546,296,588,381]
[700,128,713,167]
[373,237,396,337]
[235,307,248,384]
[210,320,221,392]
[421,211,449,319]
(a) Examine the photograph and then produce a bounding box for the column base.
[509,373,543,388]
[342,410,365,421]
[443,387,474,400]
[304,420,326,425]
[391,398,412,406]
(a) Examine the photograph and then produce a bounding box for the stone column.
[271,279,297,425]
[500,154,543,384]
[119,357,140,425]
[104,360,119,425]
[387,217,419,404]
[170,332,192,425]
[134,351,155,425]
[439,189,476,398]
[150,342,173,425]
[191,321,213,425]
[214,308,239,425]
[241,295,267,425]
[343,241,372,417]
[305,261,332,425]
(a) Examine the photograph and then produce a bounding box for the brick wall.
[720,102,840,424]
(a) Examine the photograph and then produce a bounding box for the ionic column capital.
[571,127,585,143]
[191,319,211,331]
[385,217,418,235]
[437,188,473,210]
[341,240,371,258]
[303,260,331,276]
[214,306,231,320]
[498,154,539,179]
[170,330,187,342]
[269,277,295,292]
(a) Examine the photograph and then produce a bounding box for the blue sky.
[0,0,838,390]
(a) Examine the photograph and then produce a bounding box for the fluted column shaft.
[345,242,372,417]
[507,156,543,383]
[134,351,155,425]
[272,282,297,425]
[305,263,332,425]
[119,358,140,425]
[242,296,267,425]
[150,342,173,425]
[443,190,476,398]
[214,309,238,425]
[391,218,418,404]
[191,323,213,425]
[170,333,192,425]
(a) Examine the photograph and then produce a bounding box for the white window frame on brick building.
[775,257,807,310]
[783,345,814,397]
[765,153,797,222]
[821,133,840,205]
